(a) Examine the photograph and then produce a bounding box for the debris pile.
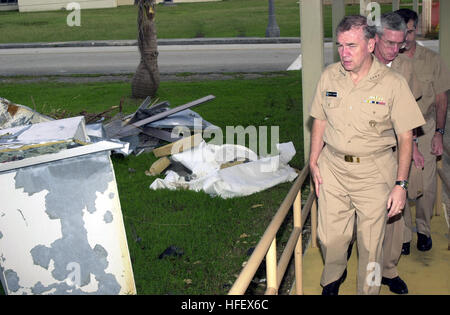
[103,95,218,156]
[1,95,218,158]
[1,95,298,200]
[148,138,299,199]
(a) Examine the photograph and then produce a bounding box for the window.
[0,0,18,4]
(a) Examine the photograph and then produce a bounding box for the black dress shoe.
[417,233,432,251]
[381,276,408,294]
[401,242,410,255]
[322,269,347,295]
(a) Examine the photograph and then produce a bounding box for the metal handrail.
[230,139,449,294]
[228,163,315,295]
[435,142,449,250]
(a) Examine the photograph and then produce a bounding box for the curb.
[0,37,437,49]
[0,37,334,49]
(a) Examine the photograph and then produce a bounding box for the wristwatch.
[395,180,408,190]
[435,128,445,135]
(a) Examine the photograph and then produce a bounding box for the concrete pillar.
[413,0,419,13]
[360,0,371,16]
[422,0,432,35]
[440,0,450,68]
[332,0,346,63]
[300,0,324,162]
[392,0,400,11]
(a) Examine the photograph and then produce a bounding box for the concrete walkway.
[297,204,449,295]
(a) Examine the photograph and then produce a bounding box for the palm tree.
[132,0,160,98]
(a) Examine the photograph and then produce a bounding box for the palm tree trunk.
[132,0,160,98]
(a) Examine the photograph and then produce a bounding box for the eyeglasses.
[380,36,406,49]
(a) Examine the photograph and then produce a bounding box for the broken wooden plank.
[220,160,245,169]
[153,133,203,158]
[145,156,171,176]
[111,95,215,138]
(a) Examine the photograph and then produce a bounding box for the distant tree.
[132,0,160,98]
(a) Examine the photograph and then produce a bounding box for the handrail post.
[434,159,443,216]
[228,164,313,295]
[293,191,303,295]
[265,238,278,294]
[311,179,318,248]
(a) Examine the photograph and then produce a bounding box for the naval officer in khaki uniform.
[396,8,450,253]
[309,15,425,295]
[372,12,423,295]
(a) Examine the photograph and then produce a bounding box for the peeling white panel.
[84,178,134,287]
[0,172,65,294]
[0,148,136,295]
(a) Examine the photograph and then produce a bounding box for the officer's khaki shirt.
[391,54,422,101]
[310,56,425,156]
[409,44,450,115]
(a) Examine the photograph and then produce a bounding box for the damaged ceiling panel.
[0,117,136,295]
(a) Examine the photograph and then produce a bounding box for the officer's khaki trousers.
[382,213,404,278]
[382,147,405,279]
[317,146,395,295]
[404,118,437,239]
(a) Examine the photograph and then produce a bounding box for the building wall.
[117,0,132,6]
[18,0,117,12]
[0,4,18,11]
[155,0,222,3]
[323,0,396,4]
[118,0,222,7]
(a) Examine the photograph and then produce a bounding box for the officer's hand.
[309,163,322,197]
[387,185,406,218]
[412,146,425,169]
[431,133,443,156]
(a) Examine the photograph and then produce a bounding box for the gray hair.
[374,12,406,37]
[336,15,376,40]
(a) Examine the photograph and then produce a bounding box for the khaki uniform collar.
[335,55,387,82]
[413,43,426,60]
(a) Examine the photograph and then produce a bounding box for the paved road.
[0,40,439,76]
[0,44,302,76]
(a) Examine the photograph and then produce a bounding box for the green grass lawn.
[0,0,402,43]
[0,71,306,294]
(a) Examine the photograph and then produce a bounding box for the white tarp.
[149,141,298,199]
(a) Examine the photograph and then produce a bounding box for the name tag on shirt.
[326,91,338,97]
